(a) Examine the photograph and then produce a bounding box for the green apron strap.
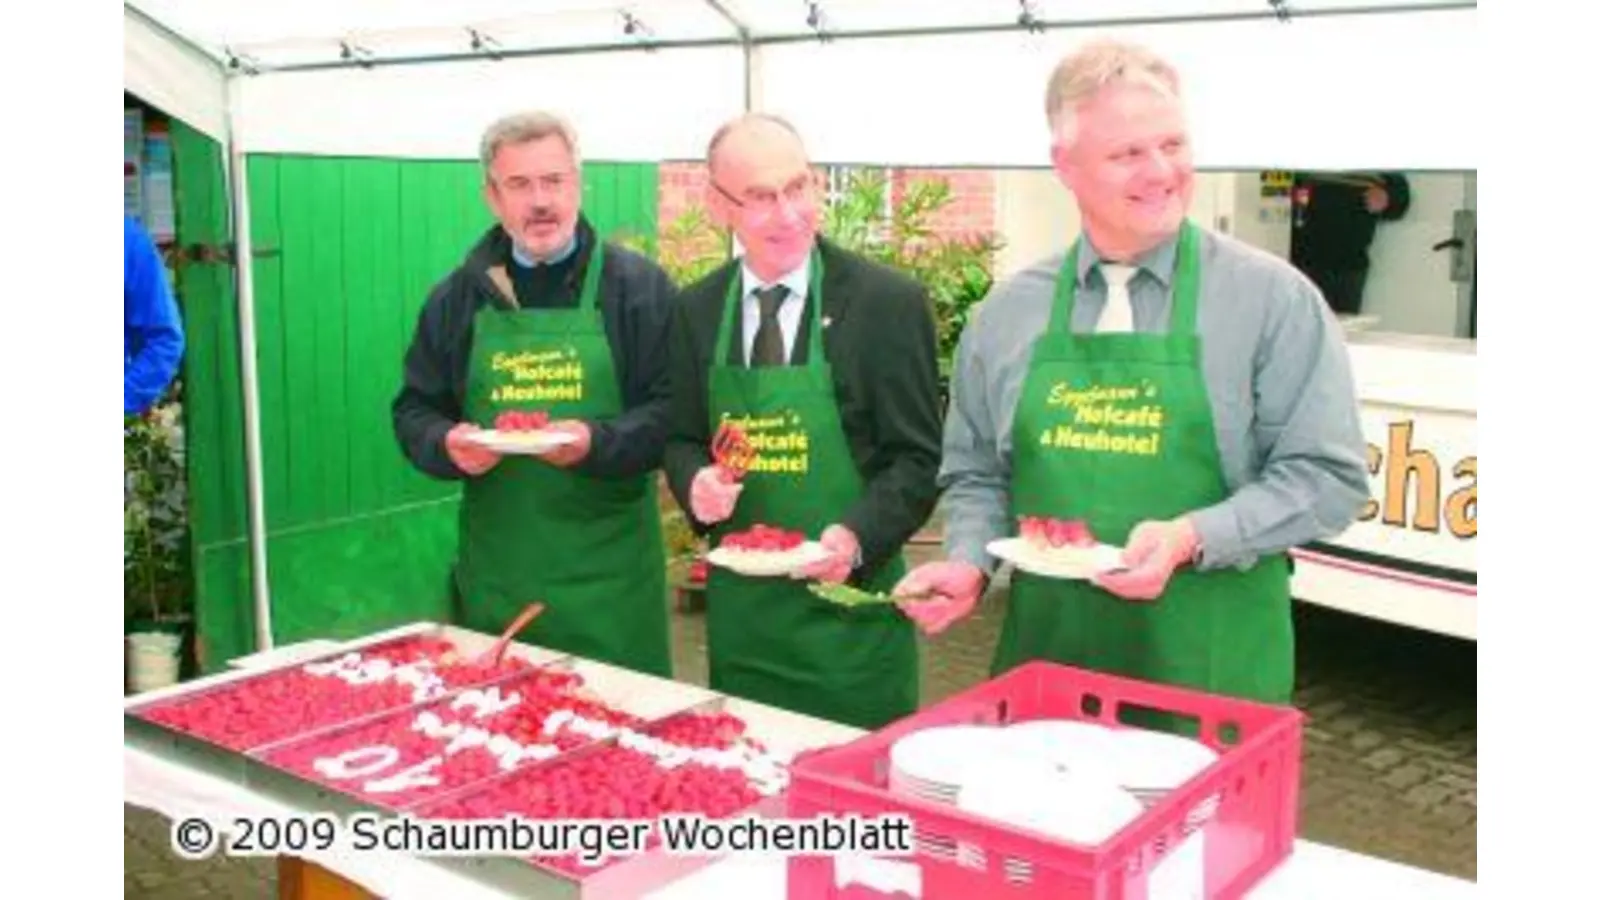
[713,263,741,365]
[578,242,606,313]
[802,247,826,364]
[1048,243,1082,334]
[712,246,825,365]
[1170,220,1202,336]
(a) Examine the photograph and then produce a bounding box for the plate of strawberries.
[987,516,1126,580]
[706,524,830,578]
[469,410,577,455]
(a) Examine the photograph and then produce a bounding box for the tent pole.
[222,75,275,653]
[698,0,754,110]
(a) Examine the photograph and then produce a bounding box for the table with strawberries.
[124,621,865,898]
[124,621,1476,899]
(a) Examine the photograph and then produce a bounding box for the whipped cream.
[411,710,560,771]
[313,745,400,780]
[545,712,790,797]
[301,651,449,703]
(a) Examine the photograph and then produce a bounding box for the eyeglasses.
[711,175,818,218]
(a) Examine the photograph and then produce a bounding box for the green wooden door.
[170,122,254,673]
[245,155,661,647]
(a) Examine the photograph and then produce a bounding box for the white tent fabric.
[124,5,228,142]
[231,48,744,162]
[126,0,1477,168]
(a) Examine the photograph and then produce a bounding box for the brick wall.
[659,161,711,230]
[890,169,997,244]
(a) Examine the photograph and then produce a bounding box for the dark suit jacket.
[663,238,944,582]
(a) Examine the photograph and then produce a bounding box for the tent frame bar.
[204,2,1475,76]
[124,2,223,73]
[700,0,756,110]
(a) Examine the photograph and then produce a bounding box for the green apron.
[454,243,672,678]
[703,249,919,730]
[992,220,1294,726]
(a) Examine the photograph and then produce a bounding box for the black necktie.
[750,285,790,367]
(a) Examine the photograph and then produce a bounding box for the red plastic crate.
[785,661,1303,900]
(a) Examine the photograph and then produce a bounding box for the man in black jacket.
[392,111,677,678]
[1289,171,1410,316]
[663,113,943,729]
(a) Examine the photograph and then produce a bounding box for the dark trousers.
[1300,263,1370,316]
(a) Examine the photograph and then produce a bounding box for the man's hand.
[535,420,592,469]
[1363,185,1390,214]
[1093,517,1200,602]
[792,525,859,584]
[891,561,986,636]
[689,465,742,524]
[444,423,501,476]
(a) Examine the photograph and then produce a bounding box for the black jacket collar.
[466,216,599,308]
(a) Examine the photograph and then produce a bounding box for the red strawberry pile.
[495,410,551,432]
[1018,515,1096,550]
[135,637,532,752]
[258,668,647,808]
[423,711,771,875]
[717,524,806,553]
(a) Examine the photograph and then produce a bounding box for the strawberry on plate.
[718,523,805,553]
[1020,515,1096,550]
[994,516,1119,579]
[494,410,551,433]
[706,523,821,577]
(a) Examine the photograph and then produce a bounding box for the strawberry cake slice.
[1017,516,1104,569]
[494,409,551,432]
[715,524,808,571]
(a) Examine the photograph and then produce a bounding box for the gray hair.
[1045,39,1182,148]
[705,112,805,174]
[479,111,581,174]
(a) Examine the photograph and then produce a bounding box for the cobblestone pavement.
[126,554,1476,896]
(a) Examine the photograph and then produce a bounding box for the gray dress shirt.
[940,225,1371,575]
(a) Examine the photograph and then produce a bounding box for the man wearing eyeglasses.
[393,111,678,678]
[662,113,944,730]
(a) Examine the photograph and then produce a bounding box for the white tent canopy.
[127,0,1477,169]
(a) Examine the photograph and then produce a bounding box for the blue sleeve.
[125,216,185,415]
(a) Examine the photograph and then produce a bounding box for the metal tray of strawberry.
[407,709,780,893]
[125,626,563,765]
[411,694,861,889]
[246,661,666,811]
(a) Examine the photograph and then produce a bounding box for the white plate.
[466,429,579,455]
[889,724,1018,788]
[957,761,1145,847]
[1105,729,1220,792]
[704,541,830,577]
[987,537,1126,580]
[1001,719,1120,783]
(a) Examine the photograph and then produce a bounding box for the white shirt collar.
[741,255,810,303]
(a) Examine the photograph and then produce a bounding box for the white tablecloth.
[125,745,1475,899]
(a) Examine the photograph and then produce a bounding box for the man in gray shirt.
[895,39,1369,710]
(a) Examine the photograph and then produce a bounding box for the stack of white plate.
[1101,728,1222,826]
[887,724,1017,861]
[883,718,1220,896]
[957,759,1145,883]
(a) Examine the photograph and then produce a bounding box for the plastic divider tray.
[784,660,1304,900]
